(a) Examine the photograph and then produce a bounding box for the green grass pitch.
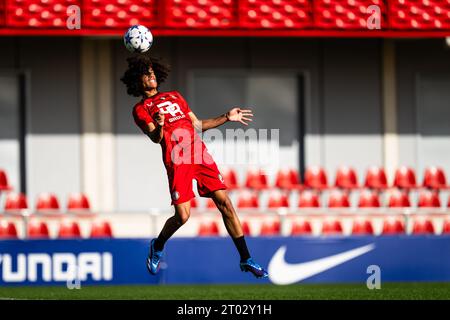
[0,283,449,300]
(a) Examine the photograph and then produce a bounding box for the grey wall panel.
[0,38,18,68]
[0,74,20,191]
[20,38,81,134]
[322,39,383,180]
[19,38,81,205]
[247,73,298,146]
[249,39,323,165]
[0,75,19,140]
[0,39,30,192]
[323,40,382,135]
[416,73,450,182]
[396,39,450,173]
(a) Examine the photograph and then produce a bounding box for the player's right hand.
[154,111,165,126]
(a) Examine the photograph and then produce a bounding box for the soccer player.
[121,55,268,279]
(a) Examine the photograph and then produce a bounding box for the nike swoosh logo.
[268,243,375,285]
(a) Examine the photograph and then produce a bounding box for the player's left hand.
[226,108,253,126]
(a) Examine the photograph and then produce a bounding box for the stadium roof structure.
[1,0,450,37]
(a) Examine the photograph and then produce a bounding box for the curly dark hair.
[120,54,171,97]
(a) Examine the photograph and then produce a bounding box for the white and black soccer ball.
[123,25,153,53]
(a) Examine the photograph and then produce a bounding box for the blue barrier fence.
[0,236,449,286]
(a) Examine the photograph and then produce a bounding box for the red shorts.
[167,161,227,205]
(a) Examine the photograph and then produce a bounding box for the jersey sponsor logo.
[268,244,375,285]
[157,101,184,118]
[218,174,224,183]
[0,252,113,283]
[168,115,186,123]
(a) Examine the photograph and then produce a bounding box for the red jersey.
[132,91,209,169]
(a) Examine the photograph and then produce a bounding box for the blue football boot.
[146,239,163,275]
[240,258,268,279]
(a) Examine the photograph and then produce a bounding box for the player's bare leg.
[211,189,243,238]
[147,200,191,275]
[211,189,268,278]
[156,201,191,246]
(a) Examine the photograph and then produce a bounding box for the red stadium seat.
[321,220,343,235]
[58,221,82,239]
[240,0,312,29]
[190,197,198,208]
[84,0,157,29]
[364,166,388,190]
[0,169,13,191]
[237,190,259,208]
[36,193,60,210]
[422,166,447,190]
[418,190,441,208]
[412,218,435,235]
[304,166,328,190]
[0,221,18,239]
[327,190,350,208]
[198,221,219,236]
[388,190,411,208]
[274,168,300,190]
[7,0,85,28]
[67,193,91,210]
[393,166,417,189]
[389,1,450,30]
[27,221,50,239]
[298,190,321,208]
[245,168,268,190]
[334,166,359,189]
[315,0,387,29]
[382,218,405,235]
[221,167,239,190]
[90,221,113,238]
[274,169,292,190]
[443,219,450,234]
[267,190,289,208]
[241,221,251,236]
[259,220,280,236]
[291,220,312,236]
[165,0,235,29]
[352,219,374,235]
[358,190,381,208]
[4,192,28,211]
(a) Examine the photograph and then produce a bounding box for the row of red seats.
[192,189,450,209]
[1,192,90,212]
[0,220,112,239]
[198,217,450,236]
[1,168,448,211]
[0,169,91,212]
[3,0,450,30]
[221,165,448,191]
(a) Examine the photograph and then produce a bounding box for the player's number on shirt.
[157,101,184,117]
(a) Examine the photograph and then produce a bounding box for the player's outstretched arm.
[188,108,253,132]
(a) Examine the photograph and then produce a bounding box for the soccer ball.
[124,25,153,53]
